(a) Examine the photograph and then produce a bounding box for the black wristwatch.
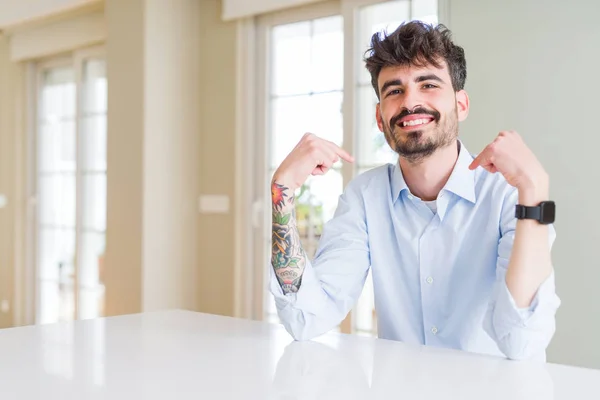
[515,201,555,224]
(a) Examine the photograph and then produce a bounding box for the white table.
[0,310,598,399]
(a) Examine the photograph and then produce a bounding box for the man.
[269,21,560,361]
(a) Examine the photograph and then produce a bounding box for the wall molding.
[8,9,106,62]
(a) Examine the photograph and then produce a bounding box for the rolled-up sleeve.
[484,190,561,361]
[269,181,371,341]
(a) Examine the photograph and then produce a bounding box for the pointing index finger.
[468,155,481,170]
[336,147,355,163]
[325,140,355,163]
[469,142,493,170]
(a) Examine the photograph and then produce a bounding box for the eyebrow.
[380,74,446,95]
[380,79,403,96]
[415,74,445,84]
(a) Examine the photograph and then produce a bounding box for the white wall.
[450,0,600,369]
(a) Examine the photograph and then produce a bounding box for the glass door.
[37,64,77,324]
[35,48,107,324]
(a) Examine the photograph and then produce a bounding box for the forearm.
[271,181,307,294]
[505,183,553,308]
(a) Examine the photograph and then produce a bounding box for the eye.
[423,83,438,89]
[386,89,403,97]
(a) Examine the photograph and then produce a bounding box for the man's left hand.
[469,131,549,205]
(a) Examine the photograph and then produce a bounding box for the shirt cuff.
[494,270,560,327]
[268,258,329,316]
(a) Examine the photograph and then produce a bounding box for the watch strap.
[515,204,541,221]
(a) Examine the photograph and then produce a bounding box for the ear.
[376,103,384,132]
[455,89,470,122]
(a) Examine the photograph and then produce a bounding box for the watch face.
[540,201,556,224]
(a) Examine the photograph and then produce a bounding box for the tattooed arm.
[271,182,306,294]
[270,133,354,295]
[268,133,365,340]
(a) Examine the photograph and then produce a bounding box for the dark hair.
[364,21,467,99]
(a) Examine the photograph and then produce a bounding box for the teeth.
[402,119,430,127]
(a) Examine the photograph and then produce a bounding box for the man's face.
[375,61,469,163]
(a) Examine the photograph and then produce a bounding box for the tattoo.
[278,270,299,279]
[277,275,303,294]
[271,182,306,294]
[271,182,289,211]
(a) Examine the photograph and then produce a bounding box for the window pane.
[81,116,107,172]
[270,92,343,168]
[356,85,398,167]
[357,1,410,86]
[82,59,107,114]
[38,227,75,281]
[79,232,105,289]
[39,120,76,173]
[59,280,75,322]
[39,173,76,228]
[296,169,343,258]
[38,175,58,226]
[272,21,311,96]
[40,68,76,120]
[272,16,343,96]
[82,173,107,232]
[39,281,60,324]
[39,279,75,324]
[311,16,343,93]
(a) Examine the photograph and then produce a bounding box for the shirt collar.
[444,140,477,203]
[391,139,477,204]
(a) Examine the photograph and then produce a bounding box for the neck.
[399,140,460,201]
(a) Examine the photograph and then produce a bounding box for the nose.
[401,87,423,112]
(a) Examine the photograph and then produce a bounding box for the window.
[35,48,107,324]
[255,0,440,335]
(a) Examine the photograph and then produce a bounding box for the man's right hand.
[271,133,355,191]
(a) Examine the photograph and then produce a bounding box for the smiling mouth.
[397,117,435,130]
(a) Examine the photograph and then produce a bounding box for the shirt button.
[408,194,414,200]
[431,326,438,335]
[426,276,434,284]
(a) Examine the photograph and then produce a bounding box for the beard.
[383,106,458,164]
